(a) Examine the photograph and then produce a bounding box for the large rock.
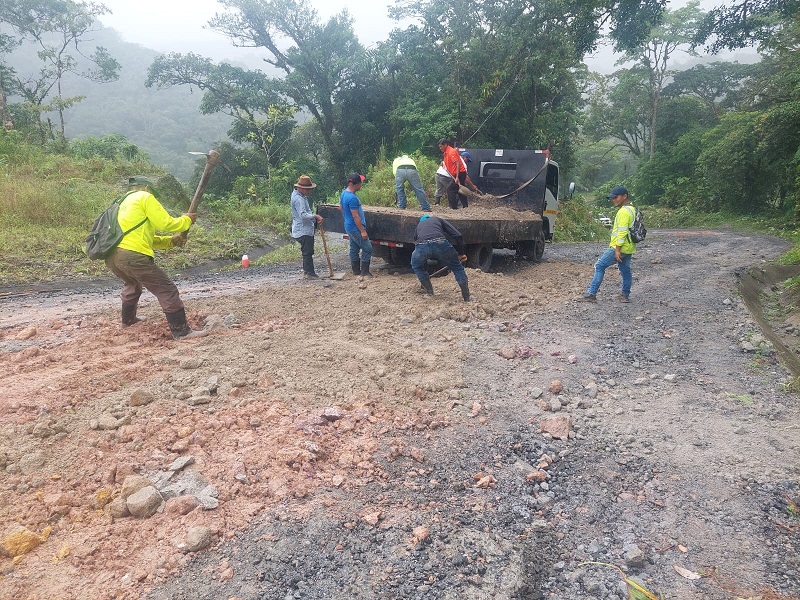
[165,495,199,516]
[120,475,154,499]
[540,414,572,440]
[126,486,163,518]
[1,526,41,557]
[108,497,130,518]
[129,389,156,407]
[183,526,213,552]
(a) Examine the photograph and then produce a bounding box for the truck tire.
[465,243,493,272]
[516,240,535,261]
[533,229,546,261]
[516,230,546,262]
[389,246,412,267]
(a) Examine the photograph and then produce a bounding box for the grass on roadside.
[0,137,292,285]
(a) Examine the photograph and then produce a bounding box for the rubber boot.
[459,282,472,302]
[121,303,143,326]
[351,261,361,275]
[165,309,209,340]
[420,277,434,296]
[360,261,373,278]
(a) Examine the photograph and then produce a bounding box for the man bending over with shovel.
[411,214,472,301]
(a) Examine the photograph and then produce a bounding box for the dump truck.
[316,148,564,272]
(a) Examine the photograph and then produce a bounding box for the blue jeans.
[411,242,467,286]
[395,168,431,210]
[346,229,372,263]
[587,247,632,297]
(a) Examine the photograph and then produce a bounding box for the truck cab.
[463,148,559,240]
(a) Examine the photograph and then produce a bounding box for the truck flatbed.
[316,203,542,246]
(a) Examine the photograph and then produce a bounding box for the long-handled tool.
[427,253,467,278]
[181,149,222,240]
[318,221,345,280]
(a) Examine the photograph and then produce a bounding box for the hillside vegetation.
[0,136,287,285]
[1,135,798,288]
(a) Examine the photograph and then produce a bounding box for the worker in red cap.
[339,172,374,277]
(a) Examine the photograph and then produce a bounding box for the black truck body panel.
[464,148,549,213]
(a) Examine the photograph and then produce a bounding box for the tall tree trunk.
[0,79,13,131]
[649,90,660,160]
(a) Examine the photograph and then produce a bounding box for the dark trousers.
[105,248,184,314]
[447,172,468,209]
[294,235,316,275]
[411,241,468,286]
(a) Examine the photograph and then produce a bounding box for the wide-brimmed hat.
[294,175,317,189]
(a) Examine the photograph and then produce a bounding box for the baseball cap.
[128,175,154,187]
[128,175,160,199]
[606,185,628,198]
[460,151,472,162]
[348,172,365,185]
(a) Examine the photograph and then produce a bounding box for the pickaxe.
[181,149,224,239]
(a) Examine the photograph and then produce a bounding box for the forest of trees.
[0,0,798,215]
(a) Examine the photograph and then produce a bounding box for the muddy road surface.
[1,229,799,600]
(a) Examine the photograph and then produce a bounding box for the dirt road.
[1,229,798,600]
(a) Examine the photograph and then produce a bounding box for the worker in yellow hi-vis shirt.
[392,154,431,211]
[577,185,637,304]
[105,176,207,339]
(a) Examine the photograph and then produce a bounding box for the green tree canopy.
[1,0,120,142]
[208,0,366,173]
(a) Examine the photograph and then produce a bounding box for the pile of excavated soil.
[1,229,799,600]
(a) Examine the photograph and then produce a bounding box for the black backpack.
[624,206,647,243]
[85,192,147,260]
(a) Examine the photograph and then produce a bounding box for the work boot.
[420,277,434,296]
[351,261,361,275]
[121,303,143,326]
[303,272,319,280]
[165,309,209,340]
[360,261,373,278]
[459,282,472,302]
[618,294,630,303]
[577,293,597,303]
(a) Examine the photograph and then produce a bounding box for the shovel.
[318,221,345,280]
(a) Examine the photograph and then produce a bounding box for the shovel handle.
[318,220,335,278]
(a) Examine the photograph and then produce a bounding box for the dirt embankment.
[0,229,799,600]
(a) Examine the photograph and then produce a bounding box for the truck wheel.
[533,230,546,261]
[390,246,412,267]
[516,241,536,261]
[466,243,493,272]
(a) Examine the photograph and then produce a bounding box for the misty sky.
[99,0,400,57]
[98,0,736,74]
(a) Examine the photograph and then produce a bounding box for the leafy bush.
[554,195,612,242]
[356,152,440,208]
[70,135,149,162]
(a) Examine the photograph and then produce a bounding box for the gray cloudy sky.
[99,0,399,58]
[98,0,731,73]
